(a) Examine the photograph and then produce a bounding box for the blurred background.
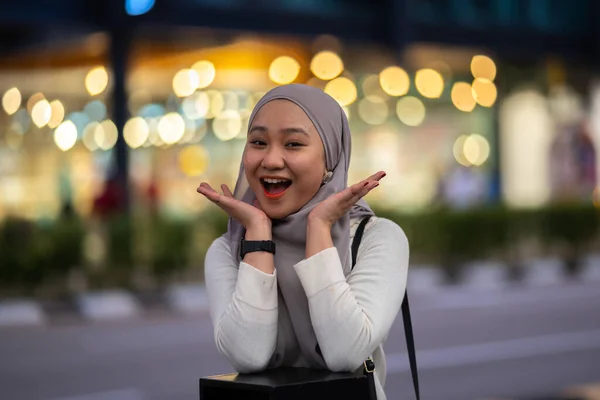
[1,0,600,399]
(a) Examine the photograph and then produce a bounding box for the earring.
[322,171,333,184]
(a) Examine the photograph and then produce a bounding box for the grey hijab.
[227,83,374,368]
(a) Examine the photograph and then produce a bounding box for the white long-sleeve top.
[204,216,410,400]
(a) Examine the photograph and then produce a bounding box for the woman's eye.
[286,142,303,147]
[250,140,266,146]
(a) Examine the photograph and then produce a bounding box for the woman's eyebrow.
[248,126,309,136]
[281,127,309,136]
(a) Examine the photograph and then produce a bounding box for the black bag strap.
[352,216,420,400]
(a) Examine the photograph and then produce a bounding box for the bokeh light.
[182,91,210,120]
[396,96,426,126]
[158,112,185,144]
[178,145,210,177]
[206,90,224,119]
[191,60,216,89]
[269,56,300,85]
[83,122,100,151]
[124,117,149,149]
[31,99,52,128]
[48,100,65,129]
[471,78,497,107]
[358,96,388,125]
[451,82,476,112]
[213,110,242,141]
[453,134,490,166]
[324,77,357,106]
[463,134,491,166]
[2,87,21,115]
[84,100,107,122]
[471,55,497,81]
[85,66,109,96]
[379,66,410,96]
[27,92,45,114]
[310,51,344,80]
[54,121,78,151]
[415,68,444,99]
[173,69,199,98]
[95,120,118,150]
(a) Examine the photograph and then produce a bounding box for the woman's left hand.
[308,171,386,228]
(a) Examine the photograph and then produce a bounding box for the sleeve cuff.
[235,261,278,310]
[293,247,346,298]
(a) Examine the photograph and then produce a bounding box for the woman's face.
[244,99,327,220]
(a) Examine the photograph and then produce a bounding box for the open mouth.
[260,178,292,198]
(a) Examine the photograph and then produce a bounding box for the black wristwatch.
[239,239,276,259]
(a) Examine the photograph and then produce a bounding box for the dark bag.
[352,216,420,400]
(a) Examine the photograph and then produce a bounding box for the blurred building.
[0,0,599,221]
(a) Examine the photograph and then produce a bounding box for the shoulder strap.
[351,216,420,400]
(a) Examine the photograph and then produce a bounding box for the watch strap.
[240,239,276,259]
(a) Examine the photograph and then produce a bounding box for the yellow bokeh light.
[213,110,242,141]
[451,82,476,112]
[453,135,470,166]
[178,145,210,177]
[124,117,149,149]
[95,120,118,150]
[172,69,199,98]
[453,134,490,167]
[269,56,300,85]
[191,60,216,89]
[464,134,490,166]
[310,51,344,80]
[48,100,65,128]
[358,96,388,125]
[31,99,52,128]
[379,66,410,97]
[471,55,496,81]
[83,122,100,151]
[396,96,426,127]
[471,78,497,107]
[206,90,224,119]
[27,92,45,114]
[324,77,357,106]
[85,66,109,96]
[415,68,444,99]
[362,74,387,97]
[182,91,210,120]
[54,121,78,151]
[173,69,199,97]
[158,112,185,144]
[2,87,21,115]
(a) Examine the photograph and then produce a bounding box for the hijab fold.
[226,84,374,368]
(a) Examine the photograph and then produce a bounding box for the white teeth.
[262,178,290,184]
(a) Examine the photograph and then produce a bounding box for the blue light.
[125,0,156,16]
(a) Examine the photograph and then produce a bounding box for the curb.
[76,290,142,321]
[166,284,208,314]
[0,299,46,327]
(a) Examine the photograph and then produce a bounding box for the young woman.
[197,84,409,400]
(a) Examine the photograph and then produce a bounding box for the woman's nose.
[261,146,285,170]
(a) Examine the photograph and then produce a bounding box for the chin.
[262,206,290,220]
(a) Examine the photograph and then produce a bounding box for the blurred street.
[1,280,599,400]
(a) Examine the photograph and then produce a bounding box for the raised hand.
[197,183,270,231]
[308,171,386,229]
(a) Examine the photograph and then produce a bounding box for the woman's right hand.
[197,183,270,231]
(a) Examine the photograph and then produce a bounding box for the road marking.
[387,328,600,373]
[48,388,144,400]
